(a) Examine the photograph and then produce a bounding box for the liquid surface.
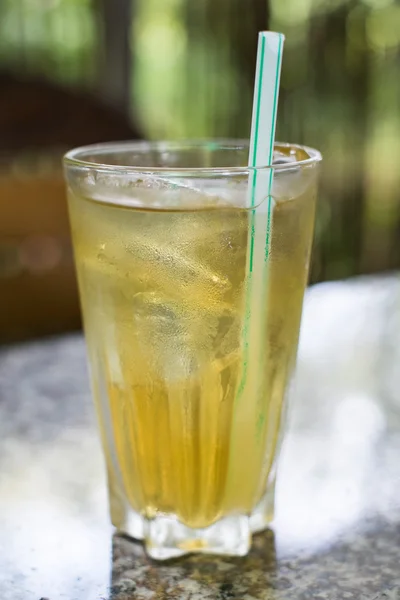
[69,181,316,529]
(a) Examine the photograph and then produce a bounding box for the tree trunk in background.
[308,3,368,282]
[97,0,132,117]
[184,0,269,138]
[229,0,269,136]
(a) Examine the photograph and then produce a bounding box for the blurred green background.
[0,0,399,340]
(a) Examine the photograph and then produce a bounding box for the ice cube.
[123,232,232,310]
[80,168,251,210]
[272,151,315,202]
[130,291,240,381]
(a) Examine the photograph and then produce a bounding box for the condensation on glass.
[64,140,321,559]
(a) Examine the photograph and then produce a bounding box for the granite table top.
[1,275,400,600]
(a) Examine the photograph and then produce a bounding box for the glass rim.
[63,139,322,175]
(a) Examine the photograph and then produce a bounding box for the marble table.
[1,275,400,600]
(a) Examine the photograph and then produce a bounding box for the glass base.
[145,515,250,560]
[110,480,275,559]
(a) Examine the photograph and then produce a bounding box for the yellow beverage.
[68,158,317,530]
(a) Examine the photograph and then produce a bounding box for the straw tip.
[259,31,285,41]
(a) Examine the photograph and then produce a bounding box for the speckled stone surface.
[1,275,400,600]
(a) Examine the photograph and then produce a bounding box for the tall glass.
[64,141,321,559]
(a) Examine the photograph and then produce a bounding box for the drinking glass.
[64,140,321,559]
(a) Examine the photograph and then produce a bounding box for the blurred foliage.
[0,0,399,282]
[0,0,97,85]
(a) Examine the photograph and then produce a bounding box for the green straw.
[237,31,285,405]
